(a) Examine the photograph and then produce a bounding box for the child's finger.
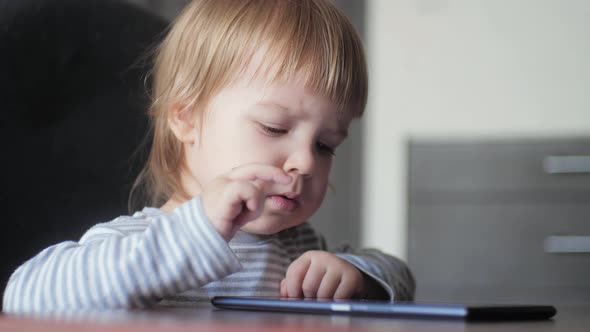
[225,181,259,210]
[231,181,265,225]
[227,163,292,184]
[301,264,326,298]
[280,279,287,297]
[284,255,312,298]
[316,270,341,299]
[333,275,357,299]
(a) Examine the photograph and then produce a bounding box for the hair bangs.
[226,0,368,117]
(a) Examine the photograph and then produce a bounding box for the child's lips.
[267,195,299,212]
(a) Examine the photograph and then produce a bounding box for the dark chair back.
[0,0,168,301]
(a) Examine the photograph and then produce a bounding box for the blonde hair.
[129,0,368,211]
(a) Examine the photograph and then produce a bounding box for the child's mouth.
[267,195,299,212]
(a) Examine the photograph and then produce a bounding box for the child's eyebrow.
[256,101,294,114]
[324,124,349,140]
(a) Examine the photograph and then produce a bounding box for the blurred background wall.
[364,0,590,257]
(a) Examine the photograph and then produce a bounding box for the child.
[3,0,414,313]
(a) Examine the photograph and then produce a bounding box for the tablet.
[211,296,557,321]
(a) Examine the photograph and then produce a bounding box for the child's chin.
[240,216,305,235]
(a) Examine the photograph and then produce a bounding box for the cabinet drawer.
[408,204,590,304]
[409,140,590,197]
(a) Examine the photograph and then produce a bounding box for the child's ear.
[168,104,200,145]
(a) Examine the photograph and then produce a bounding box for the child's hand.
[280,250,367,299]
[200,164,292,241]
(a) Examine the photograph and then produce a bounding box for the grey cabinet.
[408,139,590,305]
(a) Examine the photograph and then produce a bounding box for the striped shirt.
[3,197,415,313]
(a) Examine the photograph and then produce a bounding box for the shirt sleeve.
[335,248,416,301]
[2,197,241,313]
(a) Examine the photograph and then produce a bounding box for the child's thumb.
[280,278,287,298]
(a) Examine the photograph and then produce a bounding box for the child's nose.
[283,147,315,177]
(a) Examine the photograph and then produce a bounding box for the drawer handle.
[544,236,590,253]
[543,156,590,174]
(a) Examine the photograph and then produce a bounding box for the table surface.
[0,302,588,332]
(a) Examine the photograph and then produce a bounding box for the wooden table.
[0,302,588,332]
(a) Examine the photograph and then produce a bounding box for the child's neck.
[161,172,203,213]
[160,197,184,213]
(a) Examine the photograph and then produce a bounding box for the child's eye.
[259,124,287,136]
[316,142,336,156]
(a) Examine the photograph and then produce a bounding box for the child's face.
[182,73,353,235]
